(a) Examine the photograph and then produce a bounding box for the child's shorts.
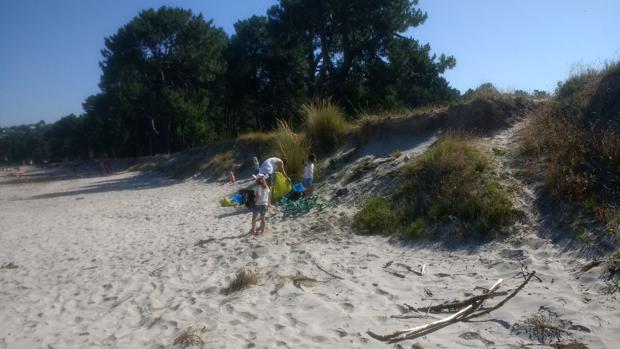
[253,205,268,218]
[304,178,313,188]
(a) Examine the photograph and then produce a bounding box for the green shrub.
[353,197,400,235]
[274,120,310,181]
[303,99,348,154]
[354,137,516,240]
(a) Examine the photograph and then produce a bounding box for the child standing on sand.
[250,174,271,235]
[304,153,316,196]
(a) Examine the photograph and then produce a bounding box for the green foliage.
[8,2,460,162]
[462,82,500,101]
[274,120,310,181]
[303,100,348,154]
[90,6,228,156]
[354,137,516,239]
[353,197,401,235]
[45,114,88,161]
[0,121,49,163]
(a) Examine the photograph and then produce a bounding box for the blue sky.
[0,0,619,127]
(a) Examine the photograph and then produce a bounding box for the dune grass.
[302,99,348,154]
[274,120,310,182]
[354,136,516,240]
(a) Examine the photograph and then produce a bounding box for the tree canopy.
[2,1,459,163]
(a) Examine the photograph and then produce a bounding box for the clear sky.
[0,0,619,127]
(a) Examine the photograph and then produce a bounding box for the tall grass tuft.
[275,120,310,181]
[303,99,348,154]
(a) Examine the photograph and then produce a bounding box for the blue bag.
[292,183,305,193]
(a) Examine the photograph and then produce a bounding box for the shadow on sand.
[26,171,179,200]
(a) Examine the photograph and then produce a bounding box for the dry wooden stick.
[385,269,406,278]
[396,263,423,276]
[368,305,475,343]
[463,271,537,320]
[407,290,509,313]
[312,260,344,280]
[369,279,505,343]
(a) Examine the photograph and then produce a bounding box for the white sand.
[1,151,618,348]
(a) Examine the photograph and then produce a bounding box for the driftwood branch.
[406,290,509,313]
[463,271,537,320]
[368,305,475,343]
[369,272,537,343]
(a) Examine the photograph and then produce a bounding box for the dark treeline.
[1,0,461,163]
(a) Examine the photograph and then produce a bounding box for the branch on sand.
[368,271,538,344]
[312,260,344,280]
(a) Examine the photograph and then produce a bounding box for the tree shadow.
[533,191,617,259]
[26,171,180,200]
[217,209,251,219]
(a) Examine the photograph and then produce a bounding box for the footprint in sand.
[239,311,258,322]
[276,340,290,347]
[341,302,354,312]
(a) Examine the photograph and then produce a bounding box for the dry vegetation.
[302,99,348,154]
[522,62,620,238]
[273,120,310,181]
[220,269,258,295]
[173,325,209,348]
[511,309,569,345]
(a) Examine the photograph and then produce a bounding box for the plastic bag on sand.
[219,197,236,207]
[272,172,292,201]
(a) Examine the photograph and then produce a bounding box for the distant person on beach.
[227,168,236,184]
[100,160,112,175]
[249,174,271,235]
[304,153,316,196]
[259,157,289,187]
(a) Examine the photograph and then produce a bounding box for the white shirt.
[255,185,270,206]
[304,162,314,179]
[259,157,280,175]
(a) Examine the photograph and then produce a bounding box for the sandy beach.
[0,156,618,348]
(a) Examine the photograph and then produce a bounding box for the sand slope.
[1,145,618,348]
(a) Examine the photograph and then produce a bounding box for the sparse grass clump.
[354,136,516,240]
[237,131,278,160]
[275,120,310,181]
[303,99,348,154]
[220,269,258,295]
[208,150,235,176]
[173,325,208,348]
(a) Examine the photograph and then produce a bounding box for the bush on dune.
[523,61,620,232]
[354,136,516,240]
